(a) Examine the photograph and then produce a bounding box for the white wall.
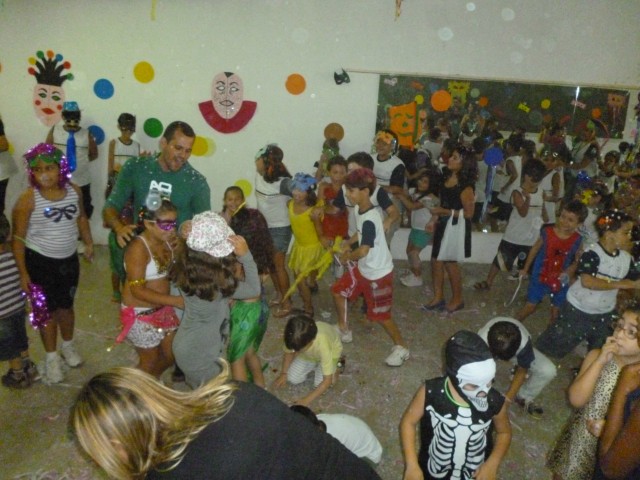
[1,0,638,243]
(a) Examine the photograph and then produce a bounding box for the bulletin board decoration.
[377,74,631,140]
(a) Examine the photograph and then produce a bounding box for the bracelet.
[128,278,147,287]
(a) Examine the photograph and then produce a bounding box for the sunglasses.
[152,219,177,231]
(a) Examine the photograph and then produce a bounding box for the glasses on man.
[152,219,177,231]
[611,320,639,340]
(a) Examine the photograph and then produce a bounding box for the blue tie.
[66,130,77,172]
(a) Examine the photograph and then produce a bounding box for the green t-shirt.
[104,154,211,225]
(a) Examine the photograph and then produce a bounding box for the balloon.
[484,146,504,167]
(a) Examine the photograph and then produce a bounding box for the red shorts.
[331,265,393,322]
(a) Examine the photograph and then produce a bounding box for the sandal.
[474,281,490,291]
[272,305,293,318]
[268,298,282,307]
[303,307,315,318]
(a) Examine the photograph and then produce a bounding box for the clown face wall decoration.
[28,50,74,127]
[199,71,257,134]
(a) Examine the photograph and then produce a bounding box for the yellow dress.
[288,200,326,274]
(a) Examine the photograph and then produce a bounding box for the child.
[576,183,605,248]
[318,155,349,246]
[514,200,587,323]
[397,170,439,287]
[0,214,37,389]
[478,316,556,418]
[272,314,342,407]
[254,144,294,317]
[372,129,405,245]
[471,137,489,231]
[488,137,522,230]
[331,168,410,366]
[46,101,98,219]
[170,211,261,389]
[106,113,140,304]
[313,137,340,182]
[12,143,93,384]
[539,147,565,224]
[222,186,273,387]
[117,200,182,378]
[332,152,399,240]
[400,330,511,480]
[290,405,383,464]
[547,301,640,480]
[285,173,325,317]
[536,210,640,359]
[474,158,547,291]
[423,143,477,313]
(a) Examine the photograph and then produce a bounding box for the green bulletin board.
[376,74,630,144]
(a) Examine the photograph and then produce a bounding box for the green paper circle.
[144,118,163,138]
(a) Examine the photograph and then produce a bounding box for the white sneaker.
[336,326,353,344]
[385,345,410,367]
[400,273,423,287]
[45,355,64,384]
[61,342,83,367]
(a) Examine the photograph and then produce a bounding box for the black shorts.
[25,249,79,311]
[0,309,28,361]
[492,240,531,272]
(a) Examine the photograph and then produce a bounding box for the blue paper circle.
[93,78,114,99]
[88,125,105,145]
[484,146,504,166]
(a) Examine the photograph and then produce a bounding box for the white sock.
[61,340,74,349]
[46,351,59,361]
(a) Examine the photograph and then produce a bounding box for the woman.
[422,143,477,313]
[254,144,294,317]
[72,362,381,480]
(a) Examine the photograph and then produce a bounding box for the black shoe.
[2,369,31,389]
[23,359,41,382]
[172,365,185,383]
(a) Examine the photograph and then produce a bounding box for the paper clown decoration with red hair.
[28,50,74,127]
[199,72,257,134]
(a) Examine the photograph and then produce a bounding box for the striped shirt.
[0,251,25,319]
[25,185,80,259]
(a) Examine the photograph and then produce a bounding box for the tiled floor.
[2,246,581,479]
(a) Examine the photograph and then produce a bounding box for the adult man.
[103,121,211,247]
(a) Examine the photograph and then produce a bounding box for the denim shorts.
[269,226,292,254]
[0,309,28,361]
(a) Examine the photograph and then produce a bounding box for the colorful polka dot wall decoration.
[324,123,344,141]
[134,61,155,83]
[88,125,105,145]
[93,78,114,99]
[286,74,306,95]
[234,179,253,198]
[144,118,163,138]
[430,90,452,112]
[191,136,216,157]
[415,94,424,105]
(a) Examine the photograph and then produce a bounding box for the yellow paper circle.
[134,61,155,83]
[415,94,425,105]
[541,99,551,109]
[191,136,216,157]
[235,179,253,198]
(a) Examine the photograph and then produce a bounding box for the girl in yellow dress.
[286,173,325,317]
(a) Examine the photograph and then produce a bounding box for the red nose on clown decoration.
[28,50,74,127]
[198,72,257,134]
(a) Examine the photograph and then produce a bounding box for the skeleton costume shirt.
[419,331,505,480]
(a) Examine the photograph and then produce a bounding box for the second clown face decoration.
[199,72,257,134]
[28,50,74,127]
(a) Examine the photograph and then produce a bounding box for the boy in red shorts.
[331,168,409,367]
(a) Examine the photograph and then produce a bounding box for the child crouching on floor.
[272,314,342,407]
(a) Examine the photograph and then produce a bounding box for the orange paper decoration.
[430,90,452,112]
[591,107,602,119]
[286,74,306,95]
[478,96,489,107]
[324,123,345,141]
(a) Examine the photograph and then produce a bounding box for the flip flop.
[473,281,490,291]
[446,302,465,314]
[272,305,293,318]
